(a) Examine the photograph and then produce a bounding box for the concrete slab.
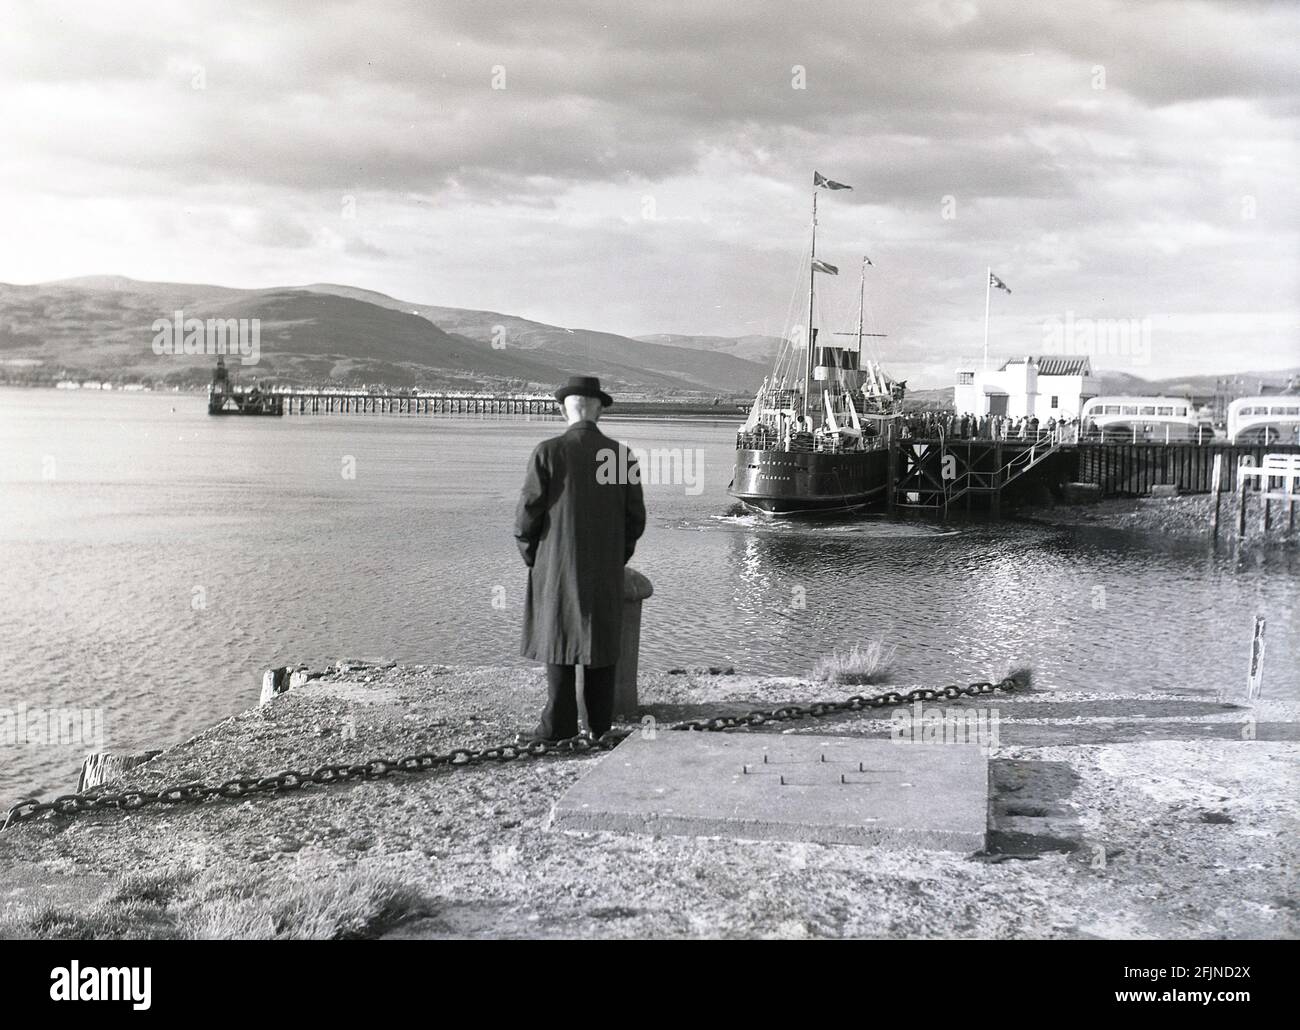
[549,732,989,851]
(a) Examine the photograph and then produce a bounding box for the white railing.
[1238,453,1300,501]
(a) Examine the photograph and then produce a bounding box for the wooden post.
[1246,616,1266,701]
[613,568,654,718]
[1237,458,1250,537]
[1210,452,1223,538]
[885,440,897,511]
[991,442,1003,517]
[78,750,163,792]
[260,666,290,706]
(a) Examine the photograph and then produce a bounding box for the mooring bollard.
[614,567,654,718]
[259,665,317,705]
[260,666,291,706]
[78,750,163,792]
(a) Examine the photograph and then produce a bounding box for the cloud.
[0,0,1295,381]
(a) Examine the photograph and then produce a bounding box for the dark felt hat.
[554,375,613,407]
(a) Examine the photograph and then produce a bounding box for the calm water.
[1,388,1297,803]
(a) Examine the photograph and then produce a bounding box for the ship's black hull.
[730,447,891,513]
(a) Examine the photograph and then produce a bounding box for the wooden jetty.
[276,389,557,416]
[892,436,1066,513]
[888,437,1300,513]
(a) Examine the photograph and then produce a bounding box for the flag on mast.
[813,171,853,190]
[989,271,1012,293]
[811,259,839,275]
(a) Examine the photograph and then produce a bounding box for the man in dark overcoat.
[514,376,646,742]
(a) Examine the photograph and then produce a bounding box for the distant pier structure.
[207,357,284,416]
[276,388,558,417]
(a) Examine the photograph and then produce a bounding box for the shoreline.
[2,662,1295,939]
[1012,493,1298,543]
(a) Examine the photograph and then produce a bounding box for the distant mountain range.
[1088,368,1299,398]
[0,276,770,396]
[634,332,785,366]
[1,276,1293,404]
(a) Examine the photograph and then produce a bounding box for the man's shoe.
[514,731,574,746]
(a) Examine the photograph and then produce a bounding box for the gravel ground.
[1,663,1296,939]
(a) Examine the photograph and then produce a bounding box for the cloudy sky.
[2,0,1296,385]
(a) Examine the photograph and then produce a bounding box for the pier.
[889,437,1300,512]
[276,389,557,416]
[892,436,1068,512]
[257,386,1300,515]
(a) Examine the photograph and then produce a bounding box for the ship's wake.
[666,508,962,539]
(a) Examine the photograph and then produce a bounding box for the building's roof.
[999,356,1092,376]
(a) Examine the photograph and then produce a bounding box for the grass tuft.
[1004,666,1033,690]
[809,640,896,686]
[179,867,429,940]
[0,865,427,941]
[1,898,181,940]
[108,869,193,906]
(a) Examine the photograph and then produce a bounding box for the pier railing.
[274,389,558,417]
[735,430,889,453]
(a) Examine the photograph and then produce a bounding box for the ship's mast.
[856,256,866,361]
[803,190,817,419]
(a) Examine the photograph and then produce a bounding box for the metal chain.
[1,675,1023,831]
[667,676,1020,732]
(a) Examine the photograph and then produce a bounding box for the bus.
[1080,396,1212,443]
[1226,396,1300,444]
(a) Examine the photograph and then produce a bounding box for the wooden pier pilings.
[1071,442,1300,497]
[890,438,1300,512]
[277,391,559,417]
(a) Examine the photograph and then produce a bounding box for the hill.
[633,332,784,366]
[0,277,768,395]
[300,284,769,394]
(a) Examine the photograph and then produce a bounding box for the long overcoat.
[514,420,647,666]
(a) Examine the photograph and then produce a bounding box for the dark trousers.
[535,664,616,740]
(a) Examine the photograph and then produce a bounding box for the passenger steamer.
[729,174,903,513]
